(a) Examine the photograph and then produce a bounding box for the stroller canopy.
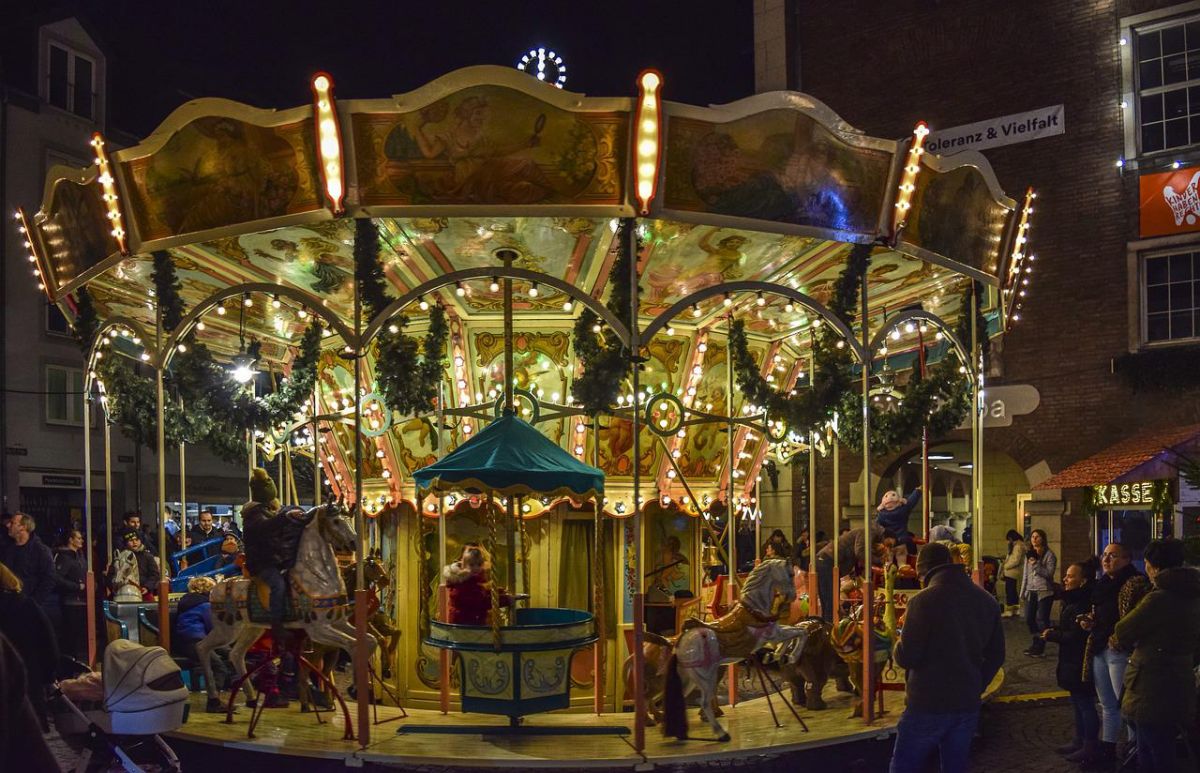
[103,639,188,714]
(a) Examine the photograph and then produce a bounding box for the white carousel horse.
[661,558,807,741]
[195,501,378,712]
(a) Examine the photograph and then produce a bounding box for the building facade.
[753,0,1200,567]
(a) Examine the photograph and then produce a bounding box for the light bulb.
[418,296,429,311]
[243,295,253,307]
[489,277,500,292]
[529,283,539,298]
[455,282,466,297]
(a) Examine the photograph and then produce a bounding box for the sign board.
[1092,480,1161,508]
[118,454,134,463]
[957,384,1040,429]
[5,446,28,456]
[924,105,1064,155]
[874,587,921,608]
[1139,165,1200,237]
[41,474,82,488]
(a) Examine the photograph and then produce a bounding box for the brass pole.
[832,426,840,623]
[104,419,113,561]
[971,286,983,583]
[352,255,369,746]
[725,315,740,709]
[178,395,186,543]
[627,218,646,752]
[860,262,873,725]
[808,430,817,611]
[155,307,170,649]
[592,414,605,714]
[919,329,930,539]
[84,392,97,665]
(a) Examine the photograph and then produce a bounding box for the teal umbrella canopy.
[412,412,604,500]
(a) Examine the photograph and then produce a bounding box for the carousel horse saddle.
[679,603,774,659]
[246,577,302,624]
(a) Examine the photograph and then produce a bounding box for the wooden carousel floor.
[169,681,910,769]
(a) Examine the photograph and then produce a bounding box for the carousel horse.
[830,563,900,718]
[195,500,378,713]
[659,558,805,741]
[765,617,853,709]
[340,554,402,679]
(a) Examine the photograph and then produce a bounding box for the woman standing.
[1000,530,1026,617]
[1019,529,1057,657]
[1112,539,1200,773]
[1042,557,1101,763]
[52,529,88,659]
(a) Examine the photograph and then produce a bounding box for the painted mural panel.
[37,179,119,289]
[352,86,626,207]
[122,116,323,242]
[663,111,893,234]
[903,164,1010,279]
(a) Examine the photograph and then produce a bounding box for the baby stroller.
[54,639,189,772]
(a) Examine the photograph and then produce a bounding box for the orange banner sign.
[1140,165,1200,237]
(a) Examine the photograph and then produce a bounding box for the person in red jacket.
[442,543,514,626]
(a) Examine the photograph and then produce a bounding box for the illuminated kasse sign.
[1092,481,1157,507]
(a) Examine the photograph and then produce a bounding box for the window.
[1144,250,1200,342]
[46,42,96,119]
[45,365,86,426]
[46,304,71,336]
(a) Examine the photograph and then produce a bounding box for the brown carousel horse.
[764,617,853,709]
[829,564,900,718]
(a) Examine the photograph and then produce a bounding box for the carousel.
[18,63,1030,766]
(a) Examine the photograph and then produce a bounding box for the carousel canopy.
[412,411,604,500]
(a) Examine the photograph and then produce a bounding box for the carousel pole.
[104,418,113,561]
[83,392,97,665]
[437,380,450,714]
[971,286,983,585]
[725,314,738,708]
[313,380,321,504]
[154,306,170,649]
[919,329,930,539]
[832,424,840,623]
[178,395,186,546]
[502,254,518,596]
[353,262,370,747]
[592,415,605,714]
[860,265,874,725]
[808,431,817,613]
[627,218,646,753]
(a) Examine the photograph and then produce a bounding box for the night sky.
[35,0,755,138]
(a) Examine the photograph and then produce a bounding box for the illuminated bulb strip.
[1003,187,1036,329]
[633,70,664,215]
[89,133,129,255]
[891,121,930,235]
[14,208,53,300]
[310,73,346,214]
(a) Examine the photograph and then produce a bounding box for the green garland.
[71,287,98,355]
[152,250,184,333]
[354,217,448,417]
[571,219,635,415]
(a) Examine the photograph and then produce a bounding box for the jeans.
[260,567,288,626]
[888,708,979,773]
[1023,594,1052,653]
[1068,690,1100,745]
[1134,721,1179,773]
[1002,577,1018,607]
[816,555,833,622]
[1092,649,1129,743]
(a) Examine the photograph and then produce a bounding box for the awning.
[1034,423,1200,489]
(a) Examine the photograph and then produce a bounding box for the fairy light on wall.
[892,121,929,236]
[1003,187,1036,329]
[310,73,345,214]
[516,47,567,88]
[634,70,664,215]
[89,133,128,255]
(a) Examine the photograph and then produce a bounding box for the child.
[1041,557,1100,764]
[442,544,512,626]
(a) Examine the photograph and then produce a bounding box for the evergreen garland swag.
[354,217,448,417]
[570,219,635,416]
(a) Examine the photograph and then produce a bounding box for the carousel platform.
[168,683,909,770]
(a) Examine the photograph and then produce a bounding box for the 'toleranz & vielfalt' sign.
[923,105,1065,155]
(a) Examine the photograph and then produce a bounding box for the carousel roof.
[19,66,1033,513]
[412,411,604,500]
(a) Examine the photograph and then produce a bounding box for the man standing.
[1079,542,1149,768]
[189,509,222,558]
[814,524,885,622]
[120,512,157,557]
[0,513,57,612]
[889,543,1004,773]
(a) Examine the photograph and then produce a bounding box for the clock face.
[516,47,567,89]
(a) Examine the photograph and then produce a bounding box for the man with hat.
[241,468,313,645]
[106,528,161,601]
[888,542,1004,773]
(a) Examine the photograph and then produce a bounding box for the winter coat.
[0,631,60,772]
[1113,566,1200,726]
[1001,540,1027,581]
[107,547,160,592]
[816,525,886,577]
[0,590,58,693]
[1042,585,1095,694]
[188,525,223,558]
[52,547,87,604]
[894,563,1005,713]
[1083,563,1150,680]
[243,503,313,574]
[1018,546,1057,599]
[0,535,56,608]
[444,564,511,626]
[875,490,921,538]
[175,591,213,642]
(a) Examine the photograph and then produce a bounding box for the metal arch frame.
[867,309,970,368]
[159,282,357,370]
[360,267,632,346]
[84,316,157,395]
[641,280,868,362]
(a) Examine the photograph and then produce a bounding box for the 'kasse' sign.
[1091,481,1161,507]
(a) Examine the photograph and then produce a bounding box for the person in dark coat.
[0,631,58,772]
[242,468,312,642]
[875,487,921,541]
[1041,557,1101,764]
[889,542,1004,773]
[0,563,59,732]
[120,512,157,557]
[53,529,88,659]
[1112,539,1200,773]
[107,529,161,600]
[814,524,886,622]
[0,512,60,636]
[173,575,231,689]
[189,509,223,559]
[1079,541,1150,764]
